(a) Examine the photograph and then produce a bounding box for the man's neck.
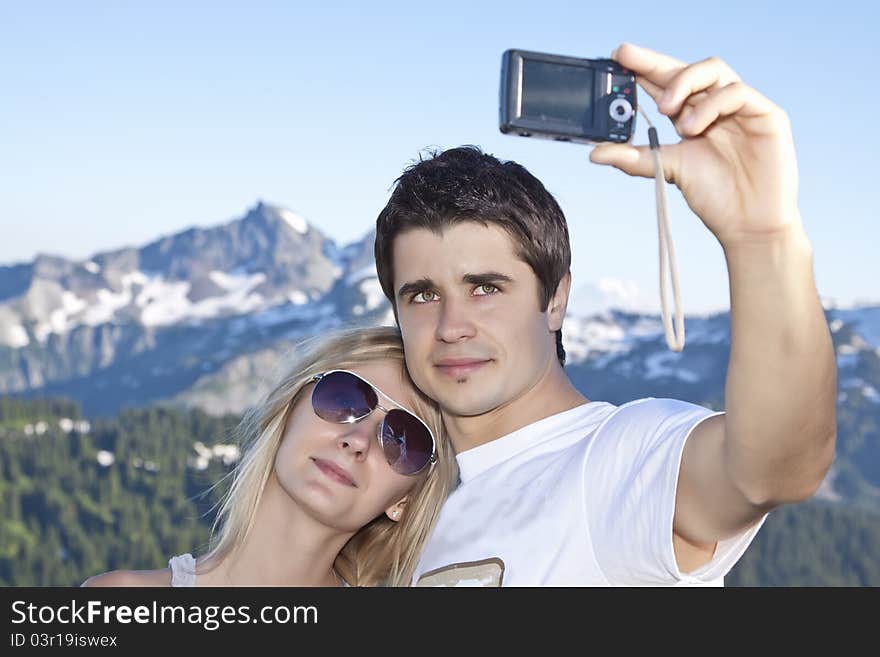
[443,366,588,453]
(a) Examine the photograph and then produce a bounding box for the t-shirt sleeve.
[584,397,766,586]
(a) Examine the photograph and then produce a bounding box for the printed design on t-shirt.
[415,558,505,587]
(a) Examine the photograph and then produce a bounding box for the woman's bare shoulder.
[81,568,172,588]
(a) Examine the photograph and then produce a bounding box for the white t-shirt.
[413,398,767,587]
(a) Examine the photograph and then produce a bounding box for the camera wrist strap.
[639,107,685,352]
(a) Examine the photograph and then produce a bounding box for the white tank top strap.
[168,553,197,587]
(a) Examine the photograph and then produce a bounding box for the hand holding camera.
[499,42,810,351]
[589,43,804,250]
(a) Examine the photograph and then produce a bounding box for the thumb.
[589,142,680,183]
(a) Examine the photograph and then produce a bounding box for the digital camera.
[499,49,638,144]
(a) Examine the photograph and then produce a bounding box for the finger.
[659,56,741,117]
[678,81,779,136]
[611,43,688,89]
[636,65,733,139]
[635,75,664,105]
[639,75,711,108]
[589,142,681,184]
[637,75,715,142]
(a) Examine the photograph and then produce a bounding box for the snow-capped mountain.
[0,201,373,347]
[0,202,389,408]
[1,202,878,511]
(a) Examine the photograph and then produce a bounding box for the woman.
[82,326,456,587]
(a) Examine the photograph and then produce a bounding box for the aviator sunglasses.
[309,370,438,476]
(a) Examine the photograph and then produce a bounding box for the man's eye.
[412,290,438,303]
[473,284,499,296]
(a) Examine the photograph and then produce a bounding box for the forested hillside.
[1,397,877,586]
[0,397,238,586]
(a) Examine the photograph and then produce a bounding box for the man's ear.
[385,496,408,522]
[547,271,571,332]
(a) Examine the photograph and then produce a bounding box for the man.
[373,44,837,585]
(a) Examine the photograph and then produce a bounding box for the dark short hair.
[374,145,571,365]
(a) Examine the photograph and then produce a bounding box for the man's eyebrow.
[463,272,514,286]
[397,278,435,300]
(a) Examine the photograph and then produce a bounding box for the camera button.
[609,98,633,123]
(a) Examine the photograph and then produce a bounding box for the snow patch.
[643,351,699,383]
[189,441,241,470]
[122,271,149,287]
[346,265,377,285]
[359,278,385,312]
[209,270,265,292]
[1,323,29,348]
[62,291,87,315]
[82,286,134,326]
[288,290,308,305]
[23,268,273,335]
[23,421,49,436]
[563,313,665,364]
[59,419,91,433]
[278,209,308,234]
[812,466,841,502]
[563,317,627,363]
[832,307,880,347]
[137,280,192,325]
[143,271,266,326]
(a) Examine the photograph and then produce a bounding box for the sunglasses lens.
[312,371,378,423]
[381,409,434,475]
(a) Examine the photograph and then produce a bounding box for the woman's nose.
[335,419,376,459]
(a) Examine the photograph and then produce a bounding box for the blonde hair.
[202,326,456,586]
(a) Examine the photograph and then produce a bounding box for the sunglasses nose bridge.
[374,402,393,415]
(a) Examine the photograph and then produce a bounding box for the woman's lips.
[434,358,490,378]
[312,458,357,487]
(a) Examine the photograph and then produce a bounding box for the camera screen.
[520,60,594,128]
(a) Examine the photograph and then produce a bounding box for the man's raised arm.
[589,43,837,571]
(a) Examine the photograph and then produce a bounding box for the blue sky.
[1,0,877,314]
